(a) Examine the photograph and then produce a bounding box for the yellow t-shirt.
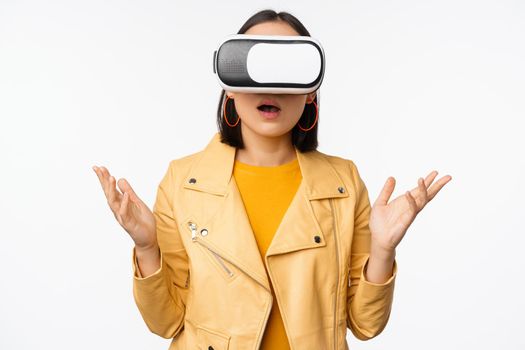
[233,156,302,350]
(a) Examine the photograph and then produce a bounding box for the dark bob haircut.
[216,9,319,152]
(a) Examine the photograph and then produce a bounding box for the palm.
[93,165,157,249]
[369,170,452,252]
[122,194,156,248]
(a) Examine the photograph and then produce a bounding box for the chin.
[250,125,295,138]
[240,114,297,138]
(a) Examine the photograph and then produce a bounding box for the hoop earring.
[223,95,240,127]
[298,100,318,131]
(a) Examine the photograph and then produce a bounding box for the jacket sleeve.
[132,160,190,339]
[346,160,397,340]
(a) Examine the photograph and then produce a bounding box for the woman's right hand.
[92,165,158,251]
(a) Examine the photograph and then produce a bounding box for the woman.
[93,9,451,350]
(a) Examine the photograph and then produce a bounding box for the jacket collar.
[183,132,348,200]
[180,132,349,291]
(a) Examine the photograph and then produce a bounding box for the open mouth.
[257,104,281,113]
[257,98,281,113]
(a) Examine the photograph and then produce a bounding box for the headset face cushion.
[213,34,325,94]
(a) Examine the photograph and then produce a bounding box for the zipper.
[330,199,340,350]
[187,220,273,349]
[209,247,234,277]
[188,221,234,277]
[189,221,198,241]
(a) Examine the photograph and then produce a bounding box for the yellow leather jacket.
[132,132,397,350]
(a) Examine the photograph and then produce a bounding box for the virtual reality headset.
[213,34,325,94]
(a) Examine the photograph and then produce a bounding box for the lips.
[257,98,281,112]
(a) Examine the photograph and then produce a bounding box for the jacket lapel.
[181,132,349,291]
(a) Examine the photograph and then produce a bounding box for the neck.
[235,126,296,166]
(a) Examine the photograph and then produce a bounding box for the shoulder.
[168,150,204,172]
[314,149,365,190]
[157,149,204,190]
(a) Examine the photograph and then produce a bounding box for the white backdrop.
[1,0,524,349]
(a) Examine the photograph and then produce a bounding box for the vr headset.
[213,34,325,94]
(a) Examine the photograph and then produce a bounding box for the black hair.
[216,9,319,152]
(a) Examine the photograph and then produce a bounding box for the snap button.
[189,178,197,184]
[314,235,321,243]
[200,228,208,237]
[338,186,345,193]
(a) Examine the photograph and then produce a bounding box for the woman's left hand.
[369,170,452,255]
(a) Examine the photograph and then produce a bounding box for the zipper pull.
[188,221,198,241]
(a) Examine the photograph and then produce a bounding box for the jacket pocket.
[196,324,231,350]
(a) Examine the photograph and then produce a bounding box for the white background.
[1,0,524,349]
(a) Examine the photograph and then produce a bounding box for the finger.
[427,175,452,200]
[93,165,110,198]
[418,177,428,205]
[99,166,113,196]
[398,191,418,230]
[423,170,438,188]
[107,175,122,213]
[374,177,396,207]
[410,177,428,210]
[117,178,146,210]
[411,171,437,192]
[119,191,131,224]
[405,190,419,215]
